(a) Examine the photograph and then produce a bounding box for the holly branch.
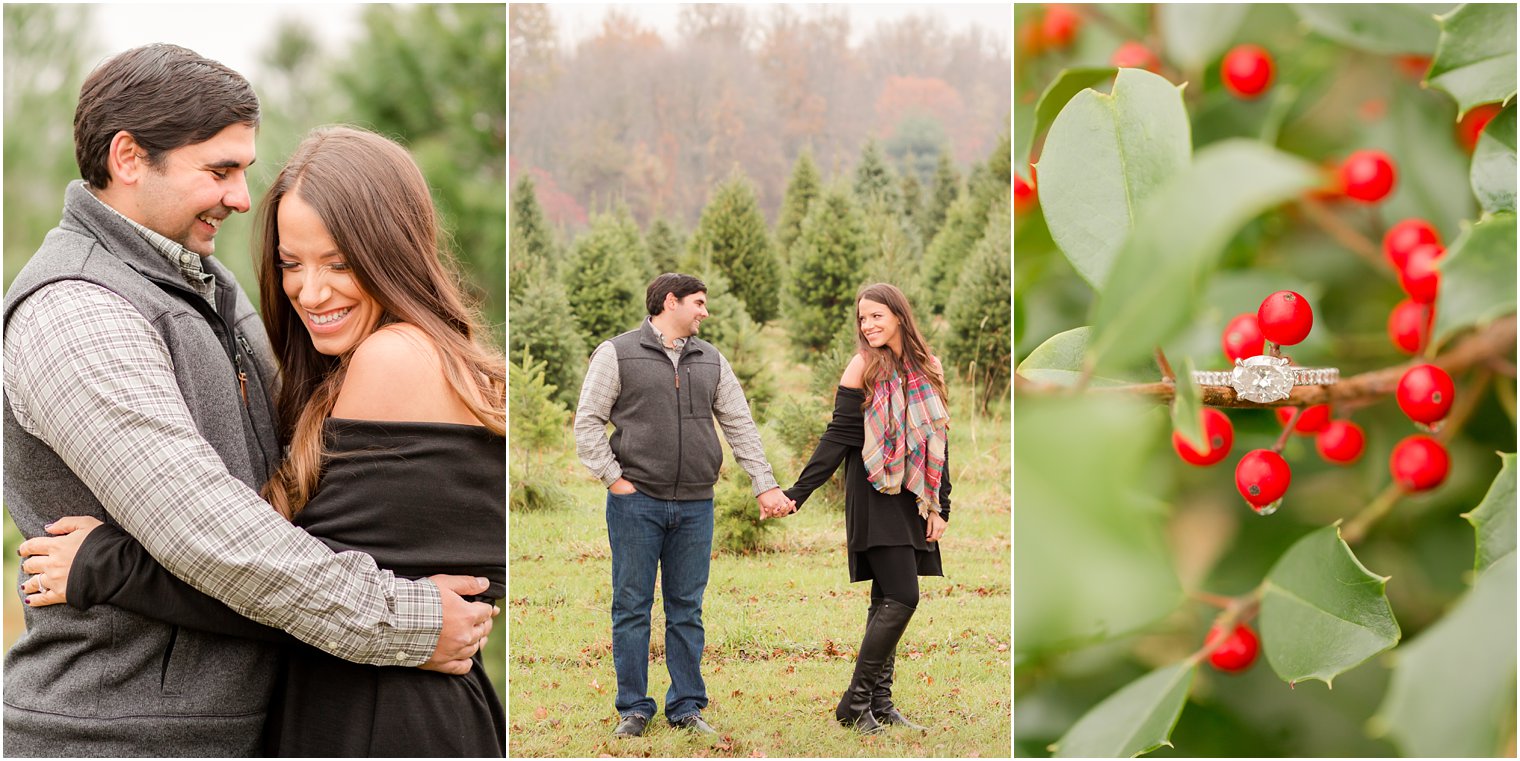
[1016,315,1516,409]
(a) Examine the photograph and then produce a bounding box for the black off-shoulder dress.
[782,386,951,581]
[66,419,506,757]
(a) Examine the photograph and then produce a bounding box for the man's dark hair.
[646,273,707,316]
[74,44,260,188]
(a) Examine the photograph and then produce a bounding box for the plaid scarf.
[862,364,949,518]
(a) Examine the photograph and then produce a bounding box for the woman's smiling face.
[858,297,902,352]
[276,191,382,356]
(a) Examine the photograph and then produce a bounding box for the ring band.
[1193,355,1339,404]
[35,576,46,595]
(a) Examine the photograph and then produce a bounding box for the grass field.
[508,325,1011,757]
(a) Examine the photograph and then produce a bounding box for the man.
[575,273,795,738]
[2,44,493,756]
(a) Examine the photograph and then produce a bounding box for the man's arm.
[4,281,444,666]
[711,353,780,496]
[573,341,624,487]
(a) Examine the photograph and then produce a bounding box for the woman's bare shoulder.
[331,324,478,425]
[839,352,867,390]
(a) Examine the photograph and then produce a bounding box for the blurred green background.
[3,3,506,706]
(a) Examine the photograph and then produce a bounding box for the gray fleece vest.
[607,321,725,500]
[2,181,282,756]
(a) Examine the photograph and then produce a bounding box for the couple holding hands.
[574,275,952,738]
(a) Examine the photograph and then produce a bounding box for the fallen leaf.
[533,706,548,720]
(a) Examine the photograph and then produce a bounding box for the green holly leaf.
[1016,327,1152,387]
[1290,4,1441,55]
[1038,68,1191,289]
[1016,67,1119,182]
[1051,662,1195,758]
[1015,397,1181,656]
[1170,357,1206,451]
[1432,212,1517,346]
[1471,102,1517,215]
[1428,3,1518,117]
[1158,5,1249,73]
[1373,552,1517,758]
[1086,140,1318,375]
[1462,452,1517,572]
[1259,525,1401,687]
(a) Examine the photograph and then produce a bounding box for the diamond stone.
[1230,356,1294,403]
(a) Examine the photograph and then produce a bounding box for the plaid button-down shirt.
[2,193,443,666]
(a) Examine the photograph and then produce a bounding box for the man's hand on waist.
[421,574,497,675]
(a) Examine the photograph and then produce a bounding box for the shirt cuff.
[378,578,445,667]
[749,471,779,496]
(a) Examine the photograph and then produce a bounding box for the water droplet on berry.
[1253,499,1281,516]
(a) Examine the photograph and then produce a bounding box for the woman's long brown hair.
[855,283,948,404]
[254,126,506,518]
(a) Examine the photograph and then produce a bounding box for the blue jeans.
[605,489,714,722]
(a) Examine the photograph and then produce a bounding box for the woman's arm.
[783,356,867,509]
[939,443,952,522]
[64,522,294,643]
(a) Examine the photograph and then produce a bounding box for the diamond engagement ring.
[1192,355,1339,403]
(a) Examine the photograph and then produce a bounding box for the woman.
[782,283,951,734]
[20,126,506,756]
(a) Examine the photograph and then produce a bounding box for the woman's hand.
[926,512,947,543]
[17,516,104,607]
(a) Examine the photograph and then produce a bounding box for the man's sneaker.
[669,714,718,734]
[613,714,648,738]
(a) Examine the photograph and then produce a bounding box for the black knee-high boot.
[869,600,928,730]
[836,599,914,733]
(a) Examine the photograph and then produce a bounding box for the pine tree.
[945,195,1012,410]
[861,203,925,303]
[692,269,774,421]
[853,138,901,213]
[563,209,648,349]
[509,349,575,512]
[775,149,822,265]
[925,151,961,243]
[689,169,781,324]
[899,170,925,245]
[788,183,868,355]
[509,265,587,411]
[645,218,684,275]
[922,133,1009,314]
[510,174,558,281]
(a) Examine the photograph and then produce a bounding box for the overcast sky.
[91,4,363,79]
[552,3,1011,48]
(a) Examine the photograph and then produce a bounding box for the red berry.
[1316,420,1366,464]
[1111,41,1158,71]
[1257,290,1314,346]
[1221,313,1266,362]
[1014,173,1037,214]
[1041,5,1082,48]
[1339,150,1397,203]
[1397,364,1455,425]
[1399,244,1443,304]
[1387,299,1434,355]
[1221,45,1274,99]
[1390,435,1450,492]
[1018,17,1045,57]
[1173,408,1235,466]
[1206,623,1260,672]
[1275,404,1331,435]
[1396,55,1431,80]
[1383,219,1441,271]
[1457,103,1502,153]
[1236,449,1291,511]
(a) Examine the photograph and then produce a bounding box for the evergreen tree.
[508,349,575,512]
[645,218,684,275]
[853,138,901,213]
[788,183,868,355]
[945,196,1012,411]
[861,203,925,303]
[510,174,558,281]
[693,269,775,421]
[689,169,781,324]
[925,151,961,243]
[564,209,648,349]
[922,132,1009,314]
[899,170,925,244]
[775,148,822,265]
[509,265,587,411]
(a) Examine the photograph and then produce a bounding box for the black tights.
[861,545,920,610]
